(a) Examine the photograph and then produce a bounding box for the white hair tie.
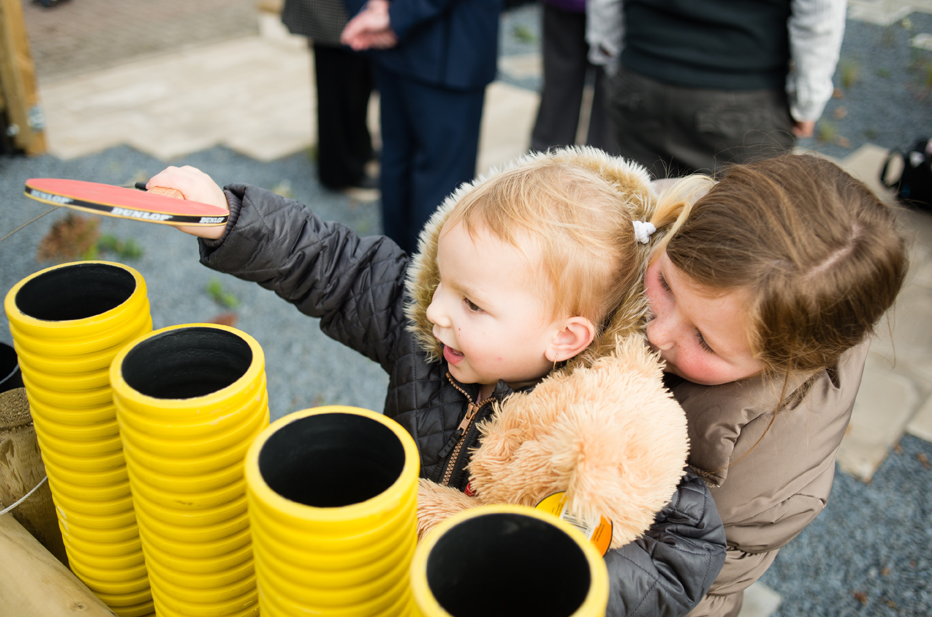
[633,220,656,244]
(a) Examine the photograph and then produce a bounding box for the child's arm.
[146,165,411,369]
[604,472,726,616]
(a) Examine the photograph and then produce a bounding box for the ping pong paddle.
[23,178,229,227]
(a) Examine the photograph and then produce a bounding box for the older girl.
[643,153,908,616]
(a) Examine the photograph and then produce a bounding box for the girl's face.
[645,251,764,385]
[426,221,560,394]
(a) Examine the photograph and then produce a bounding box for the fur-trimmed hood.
[405,147,690,549]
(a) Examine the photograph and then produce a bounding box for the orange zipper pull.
[456,402,480,432]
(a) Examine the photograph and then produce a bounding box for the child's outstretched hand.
[146,166,229,240]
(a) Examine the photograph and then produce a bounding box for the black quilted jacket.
[199,184,726,616]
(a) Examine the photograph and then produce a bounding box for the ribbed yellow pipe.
[245,406,420,616]
[4,261,154,617]
[110,324,270,617]
[410,505,610,617]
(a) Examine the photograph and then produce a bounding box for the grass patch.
[512,24,536,44]
[839,59,859,89]
[97,233,143,260]
[271,180,294,199]
[817,121,837,143]
[206,278,240,309]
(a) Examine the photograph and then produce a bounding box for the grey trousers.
[606,67,795,178]
[530,3,618,155]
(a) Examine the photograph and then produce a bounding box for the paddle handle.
[135,182,184,199]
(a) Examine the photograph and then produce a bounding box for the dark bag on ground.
[882,137,932,212]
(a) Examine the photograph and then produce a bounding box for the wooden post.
[0,387,67,566]
[0,0,46,155]
[0,513,116,616]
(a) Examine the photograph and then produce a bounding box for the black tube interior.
[15,263,136,322]
[121,327,252,399]
[259,413,406,508]
[426,512,592,616]
[0,342,23,393]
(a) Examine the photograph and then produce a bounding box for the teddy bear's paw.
[416,479,478,541]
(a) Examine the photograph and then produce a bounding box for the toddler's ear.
[547,317,595,363]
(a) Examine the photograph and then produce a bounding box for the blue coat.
[344,0,502,90]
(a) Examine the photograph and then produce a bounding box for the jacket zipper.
[439,374,489,487]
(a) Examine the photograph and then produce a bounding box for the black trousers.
[375,67,485,254]
[530,3,618,155]
[313,43,374,189]
[606,67,795,178]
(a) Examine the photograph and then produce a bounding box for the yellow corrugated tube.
[110,324,270,617]
[245,406,420,616]
[410,505,610,617]
[4,261,155,617]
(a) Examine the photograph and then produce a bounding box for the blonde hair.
[443,157,644,332]
[650,153,908,377]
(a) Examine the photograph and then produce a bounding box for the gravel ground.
[1,6,931,616]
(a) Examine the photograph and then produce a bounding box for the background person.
[530,0,619,155]
[587,0,846,177]
[340,0,502,254]
[281,0,378,192]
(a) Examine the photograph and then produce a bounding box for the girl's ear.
[546,317,596,363]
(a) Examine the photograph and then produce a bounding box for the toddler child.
[641,153,909,617]
[149,147,728,615]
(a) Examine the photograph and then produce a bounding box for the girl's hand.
[146,166,229,239]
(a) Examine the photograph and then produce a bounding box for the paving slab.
[908,391,932,440]
[738,582,782,617]
[848,0,932,25]
[839,351,925,481]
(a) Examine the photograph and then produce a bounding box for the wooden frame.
[0,0,46,155]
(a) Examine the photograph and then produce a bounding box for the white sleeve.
[586,0,625,76]
[786,0,847,122]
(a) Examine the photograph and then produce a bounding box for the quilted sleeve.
[604,472,727,617]
[198,184,411,369]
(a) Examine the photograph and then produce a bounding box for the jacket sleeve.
[786,0,846,122]
[604,472,726,617]
[198,184,411,370]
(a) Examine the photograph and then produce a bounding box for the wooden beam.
[0,514,116,616]
[0,0,46,155]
